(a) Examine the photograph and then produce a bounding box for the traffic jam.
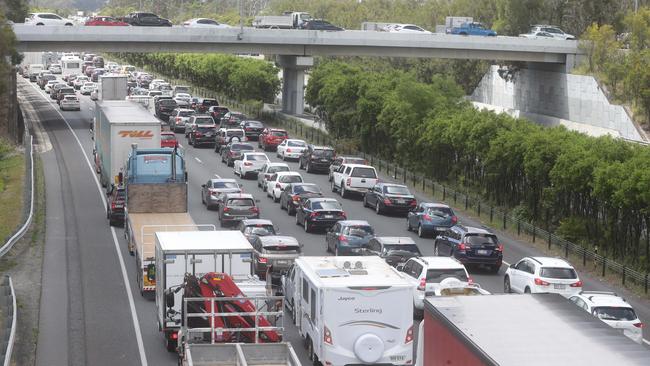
[22,52,650,366]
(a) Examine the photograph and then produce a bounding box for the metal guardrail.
[0,276,16,366]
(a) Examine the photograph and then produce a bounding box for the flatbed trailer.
[180,342,301,366]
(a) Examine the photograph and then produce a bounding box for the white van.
[285,256,413,366]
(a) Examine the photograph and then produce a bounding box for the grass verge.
[0,141,25,242]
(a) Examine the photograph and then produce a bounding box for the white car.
[569,291,644,344]
[234,152,270,179]
[44,80,62,94]
[275,139,307,161]
[73,76,89,89]
[519,31,555,39]
[504,256,582,297]
[48,64,62,74]
[60,95,80,111]
[182,18,232,28]
[149,79,166,90]
[80,82,96,95]
[529,25,575,40]
[265,171,303,202]
[397,256,470,315]
[25,13,74,26]
[385,23,431,34]
[257,162,290,190]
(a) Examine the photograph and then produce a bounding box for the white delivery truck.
[93,100,161,190]
[61,56,82,77]
[285,256,414,366]
[27,64,44,82]
[155,231,267,351]
[252,11,311,29]
[98,74,128,101]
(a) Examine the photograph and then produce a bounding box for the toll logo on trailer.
[118,130,154,138]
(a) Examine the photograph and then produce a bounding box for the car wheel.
[504,276,512,293]
[295,213,301,226]
[363,195,368,208]
[434,244,440,256]
[201,194,205,205]
[328,173,332,182]
[340,183,347,198]
[273,192,280,203]
[524,287,531,294]
[375,201,381,215]
[280,199,286,210]
[307,338,315,362]
[188,137,193,146]
[406,219,411,231]
[304,219,310,233]
[282,153,287,161]
[330,181,337,193]
[418,225,425,238]
[335,246,339,256]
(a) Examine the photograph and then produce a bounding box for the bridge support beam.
[277,55,313,115]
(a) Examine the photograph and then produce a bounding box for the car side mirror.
[201,184,206,188]
[164,290,175,308]
[396,263,406,272]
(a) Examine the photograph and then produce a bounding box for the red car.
[161,132,178,148]
[85,16,129,26]
[258,128,288,151]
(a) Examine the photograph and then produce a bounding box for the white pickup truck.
[330,164,379,198]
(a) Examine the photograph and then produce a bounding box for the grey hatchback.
[218,193,260,227]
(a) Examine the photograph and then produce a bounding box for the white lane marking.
[214,174,221,179]
[26,81,149,366]
[503,260,510,266]
[194,157,202,164]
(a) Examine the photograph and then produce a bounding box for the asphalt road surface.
[19,76,649,366]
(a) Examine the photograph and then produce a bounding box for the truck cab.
[450,22,497,36]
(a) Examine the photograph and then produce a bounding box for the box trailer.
[287,256,414,366]
[252,12,311,29]
[98,74,128,101]
[417,294,650,366]
[155,231,267,351]
[93,100,161,190]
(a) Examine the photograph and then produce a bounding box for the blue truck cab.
[450,22,497,36]
[125,145,186,184]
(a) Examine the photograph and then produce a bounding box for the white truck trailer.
[98,74,128,101]
[155,231,267,352]
[93,100,161,190]
[284,256,414,366]
[252,11,311,29]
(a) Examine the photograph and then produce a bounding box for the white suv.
[397,256,470,316]
[569,291,644,344]
[529,25,575,40]
[25,13,74,26]
[234,152,269,179]
[504,257,582,297]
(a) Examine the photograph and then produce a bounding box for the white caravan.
[285,256,413,366]
[61,56,82,77]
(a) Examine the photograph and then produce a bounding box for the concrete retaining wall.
[471,65,645,142]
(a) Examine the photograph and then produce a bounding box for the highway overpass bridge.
[13,24,584,114]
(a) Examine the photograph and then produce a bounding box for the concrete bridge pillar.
[276,55,313,115]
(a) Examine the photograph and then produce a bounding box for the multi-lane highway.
[18,75,650,366]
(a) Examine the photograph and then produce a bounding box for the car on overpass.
[84,16,129,26]
[302,19,344,31]
[24,13,74,26]
[529,25,575,40]
[122,12,172,27]
[182,18,232,28]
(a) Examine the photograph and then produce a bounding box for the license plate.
[275,260,289,265]
[554,284,566,290]
[476,249,489,255]
[397,199,406,204]
[324,215,334,219]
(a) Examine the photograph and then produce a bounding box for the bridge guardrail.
[0,276,16,366]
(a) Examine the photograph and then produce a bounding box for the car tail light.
[417,278,426,291]
[423,214,432,221]
[171,331,178,340]
[468,276,474,284]
[292,195,301,202]
[338,235,347,242]
[250,206,259,213]
[286,148,292,152]
[495,244,504,251]
[534,278,550,286]
[341,212,347,219]
[346,178,351,186]
[324,325,333,345]
[633,322,644,328]
[405,325,414,344]
[451,215,458,224]
[570,280,582,288]
[195,133,203,137]
[111,202,117,210]
[458,243,467,251]
[244,162,253,166]
[310,212,319,218]
[383,198,391,205]
[245,127,252,131]
[258,257,267,264]
[223,207,230,213]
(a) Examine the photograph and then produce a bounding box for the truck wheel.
[166,338,177,353]
[307,338,315,361]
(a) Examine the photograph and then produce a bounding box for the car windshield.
[426,207,454,217]
[213,181,238,189]
[279,175,302,183]
[264,244,301,253]
[203,99,219,106]
[426,268,469,283]
[195,118,213,125]
[592,307,637,321]
[384,186,410,195]
[346,226,374,237]
[231,144,254,151]
[293,185,320,194]
[246,154,269,161]
[245,121,264,128]
[311,200,341,210]
[288,141,306,147]
[268,166,289,174]
[383,244,421,255]
[227,198,254,207]
[540,267,577,279]
[228,131,244,137]
[247,225,276,236]
[271,131,287,137]
[160,100,176,106]
[230,113,246,119]
[464,234,497,246]
[161,134,175,141]
[179,111,194,117]
[312,149,334,158]
[351,167,377,178]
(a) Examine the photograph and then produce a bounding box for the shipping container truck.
[285,256,414,366]
[416,294,650,366]
[98,74,128,101]
[154,231,267,352]
[252,11,311,29]
[93,100,161,191]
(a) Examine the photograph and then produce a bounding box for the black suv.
[106,188,126,226]
[433,225,503,273]
[189,125,217,147]
[361,236,422,268]
[196,98,219,113]
[123,12,172,26]
[154,98,178,122]
[363,183,416,215]
[298,145,335,173]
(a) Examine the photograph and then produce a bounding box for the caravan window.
[310,289,317,323]
[302,278,309,302]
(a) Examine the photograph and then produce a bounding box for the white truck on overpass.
[253,11,312,29]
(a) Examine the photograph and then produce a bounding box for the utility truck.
[283,256,413,366]
[154,231,270,353]
[93,100,161,191]
[253,11,312,29]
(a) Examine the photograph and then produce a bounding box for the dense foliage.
[306,60,650,269]
[118,53,280,103]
